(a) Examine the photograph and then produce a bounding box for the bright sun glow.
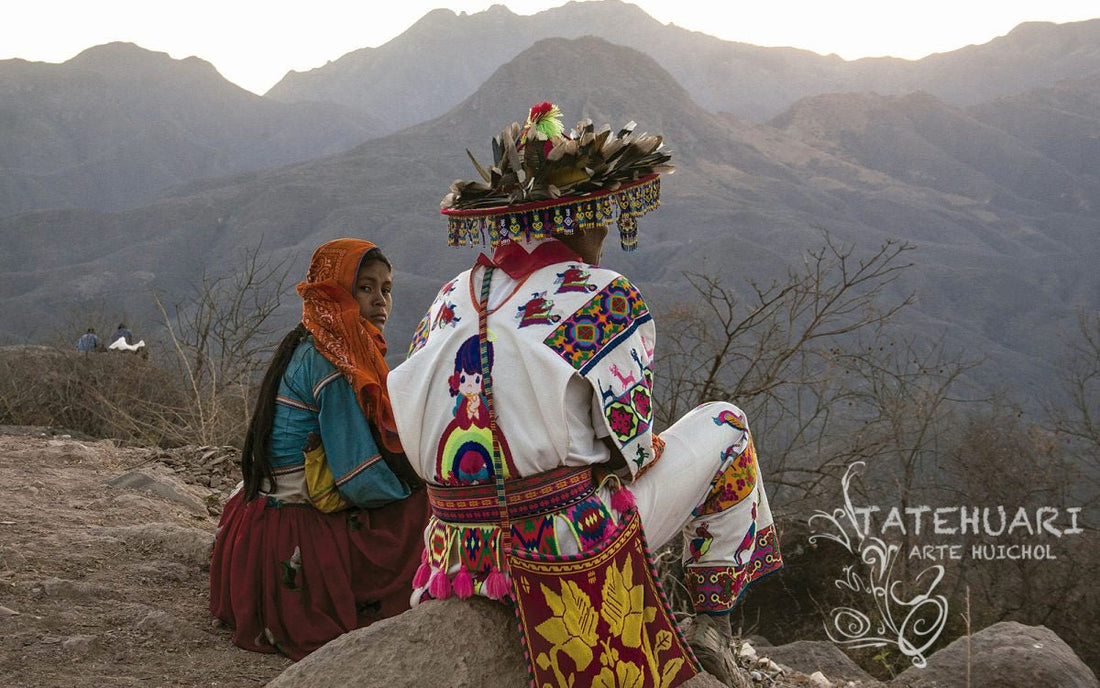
[2,1,1097,95]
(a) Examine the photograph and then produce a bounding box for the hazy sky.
[3,0,1098,95]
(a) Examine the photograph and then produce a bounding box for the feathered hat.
[441,102,673,251]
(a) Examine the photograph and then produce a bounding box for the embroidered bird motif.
[733,503,758,567]
[689,522,713,562]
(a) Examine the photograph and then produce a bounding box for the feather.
[466,149,491,183]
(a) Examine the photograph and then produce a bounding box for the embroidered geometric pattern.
[746,525,783,580]
[603,368,653,445]
[561,495,615,550]
[407,311,431,357]
[511,514,558,553]
[460,525,497,572]
[684,565,744,613]
[543,277,651,373]
[684,524,783,613]
[427,466,594,523]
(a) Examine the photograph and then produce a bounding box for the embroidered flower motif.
[607,405,637,439]
[600,558,653,648]
[535,580,599,671]
[593,661,645,688]
[631,388,651,419]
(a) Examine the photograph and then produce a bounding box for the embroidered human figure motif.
[554,265,598,294]
[435,335,516,484]
[516,292,561,328]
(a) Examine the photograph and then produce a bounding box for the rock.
[136,609,208,641]
[110,492,160,512]
[107,469,207,515]
[96,522,213,568]
[268,597,732,688]
[890,621,1099,688]
[267,598,527,688]
[39,576,116,600]
[809,670,834,687]
[61,634,98,653]
[764,640,878,683]
[682,673,727,687]
[134,561,192,582]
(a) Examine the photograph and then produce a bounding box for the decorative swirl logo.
[808,462,948,668]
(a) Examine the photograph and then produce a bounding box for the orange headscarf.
[297,238,403,456]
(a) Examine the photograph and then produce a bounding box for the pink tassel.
[428,569,452,600]
[453,566,475,599]
[413,562,431,589]
[483,566,511,601]
[611,485,636,513]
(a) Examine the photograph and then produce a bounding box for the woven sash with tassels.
[475,264,700,688]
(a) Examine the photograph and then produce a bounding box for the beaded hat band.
[443,173,660,251]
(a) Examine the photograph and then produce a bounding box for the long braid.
[241,323,309,500]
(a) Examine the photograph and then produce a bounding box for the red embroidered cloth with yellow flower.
[508,508,698,688]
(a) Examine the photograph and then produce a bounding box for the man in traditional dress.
[388,103,783,687]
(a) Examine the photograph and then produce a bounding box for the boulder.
[267,597,729,688]
[107,468,207,515]
[763,640,879,684]
[891,621,1098,688]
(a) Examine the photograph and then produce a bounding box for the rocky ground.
[0,428,879,688]
[0,428,291,687]
[2,428,1095,688]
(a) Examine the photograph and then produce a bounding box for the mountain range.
[1,1,1098,412]
[0,42,381,214]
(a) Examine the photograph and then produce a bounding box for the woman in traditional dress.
[209,238,428,660]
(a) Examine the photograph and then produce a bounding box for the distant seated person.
[75,328,98,353]
[107,322,146,354]
[110,323,132,346]
[209,238,429,660]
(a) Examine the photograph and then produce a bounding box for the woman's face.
[354,259,393,331]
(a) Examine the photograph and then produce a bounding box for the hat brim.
[442,174,661,251]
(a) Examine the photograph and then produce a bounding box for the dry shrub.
[0,345,243,447]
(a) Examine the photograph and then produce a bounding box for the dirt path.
[0,430,291,687]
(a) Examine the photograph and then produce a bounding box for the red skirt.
[209,488,429,660]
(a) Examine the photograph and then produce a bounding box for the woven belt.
[426,466,595,524]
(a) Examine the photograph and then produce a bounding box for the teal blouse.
[267,337,409,508]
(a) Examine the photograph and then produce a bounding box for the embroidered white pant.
[625,401,782,613]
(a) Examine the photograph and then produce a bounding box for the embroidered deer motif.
[609,363,636,389]
[598,379,617,406]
